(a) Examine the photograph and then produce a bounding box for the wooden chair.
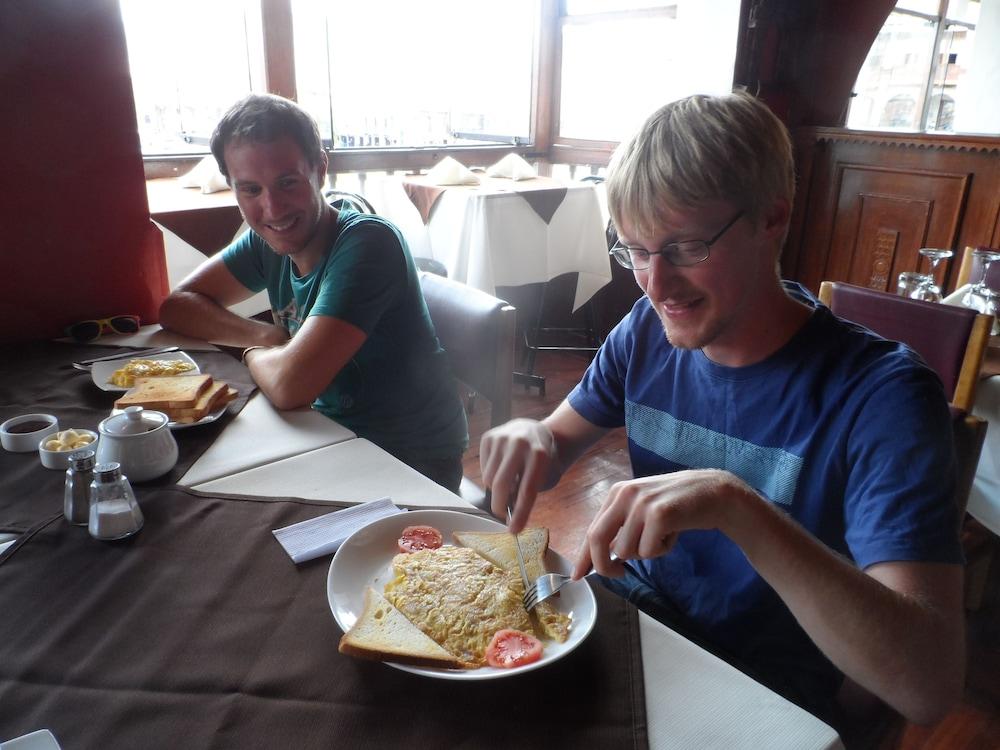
[818,281,992,412]
[323,189,375,214]
[818,282,990,586]
[418,271,517,505]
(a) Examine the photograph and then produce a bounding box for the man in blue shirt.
[481,93,964,729]
[160,95,467,491]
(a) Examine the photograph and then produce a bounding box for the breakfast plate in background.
[108,402,228,430]
[91,351,199,392]
[0,729,62,750]
[328,509,597,681]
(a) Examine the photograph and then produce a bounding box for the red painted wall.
[0,0,168,344]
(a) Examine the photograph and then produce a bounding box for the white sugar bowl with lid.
[96,406,178,482]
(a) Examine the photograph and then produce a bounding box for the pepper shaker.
[64,448,96,525]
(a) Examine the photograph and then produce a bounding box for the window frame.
[138,0,718,177]
[142,0,562,176]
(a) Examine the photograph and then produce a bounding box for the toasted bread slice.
[339,587,463,669]
[114,373,213,410]
[454,528,570,643]
[453,528,550,580]
[170,381,234,422]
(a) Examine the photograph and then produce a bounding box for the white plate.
[91,351,199,392]
[108,401,228,430]
[0,729,62,750]
[328,509,597,681]
[166,402,228,430]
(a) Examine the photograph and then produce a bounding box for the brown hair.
[210,94,324,181]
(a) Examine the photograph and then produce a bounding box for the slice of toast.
[453,528,550,580]
[170,382,236,422]
[339,587,463,669]
[114,373,213,411]
[454,528,570,643]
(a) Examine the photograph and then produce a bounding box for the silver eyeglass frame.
[609,210,745,270]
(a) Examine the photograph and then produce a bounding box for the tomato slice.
[397,525,444,553]
[485,629,543,669]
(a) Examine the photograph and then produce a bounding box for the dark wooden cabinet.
[784,128,1000,296]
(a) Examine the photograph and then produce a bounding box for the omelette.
[384,546,534,667]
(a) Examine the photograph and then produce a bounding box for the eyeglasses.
[609,210,745,270]
[65,315,141,343]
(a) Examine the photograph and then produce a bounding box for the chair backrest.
[818,280,992,411]
[324,189,375,214]
[954,245,1000,291]
[418,271,516,428]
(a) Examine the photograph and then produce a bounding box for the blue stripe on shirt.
[625,400,802,505]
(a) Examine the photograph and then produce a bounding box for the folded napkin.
[486,153,536,181]
[272,497,404,563]
[425,156,480,186]
[179,155,229,194]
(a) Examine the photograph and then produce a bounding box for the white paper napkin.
[486,153,536,181]
[272,497,404,563]
[425,156,480,185]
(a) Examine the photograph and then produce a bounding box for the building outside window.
[847,0,1000,135]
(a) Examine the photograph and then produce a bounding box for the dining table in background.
[364,174,613,313]
[0,329,843,750]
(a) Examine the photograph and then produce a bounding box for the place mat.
[0,487,648,750]
[0,340,256,533]
[402,175,569,225]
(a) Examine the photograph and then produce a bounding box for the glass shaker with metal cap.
[64,448,96,525]
[88,462,144,541]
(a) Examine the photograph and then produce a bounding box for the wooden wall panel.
[787,128,1000,296]
[825,166,969,290]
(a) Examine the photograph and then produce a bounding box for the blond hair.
[606,92,794,239]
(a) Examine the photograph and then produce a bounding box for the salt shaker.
[88,462,144,541]
[64,448,96,525]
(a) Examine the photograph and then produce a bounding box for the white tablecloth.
[189,437,461,508]
[178,394,356,486]
[365,177,612,311]
[969,375,1000,535]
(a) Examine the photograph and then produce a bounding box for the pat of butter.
[44,429,95,452]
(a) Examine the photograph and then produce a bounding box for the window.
[291,0,537,149]
[556,0,740,142]
[847,0,1000,135]
[121,0,744,164]
[120,0,260,154]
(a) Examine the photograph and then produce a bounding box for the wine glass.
[962,247,1000,312]
[897,271,935,300]
[918,247,954,275]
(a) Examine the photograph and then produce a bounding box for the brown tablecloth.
[0,341,256,533]
[0,487,648,750]
[402,175,569,225]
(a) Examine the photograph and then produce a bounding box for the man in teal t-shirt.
[159,94,468,491]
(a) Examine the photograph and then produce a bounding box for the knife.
[506,506,532,593]
[72,345,180,370]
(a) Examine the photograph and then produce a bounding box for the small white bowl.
[38,429,99,470]
[1,413,59,453]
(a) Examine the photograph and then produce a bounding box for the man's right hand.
[480,402,608,533]
[480,418,559,531]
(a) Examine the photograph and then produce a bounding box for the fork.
[523,552,622,611]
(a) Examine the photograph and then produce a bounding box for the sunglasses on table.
[65,315,141,343]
